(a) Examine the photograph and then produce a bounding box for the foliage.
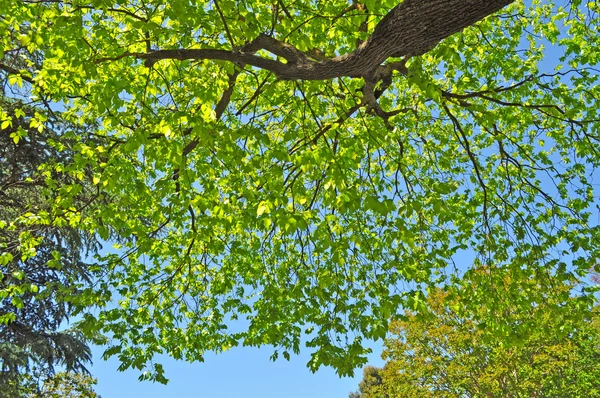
[1,0,600,381]
[356,273,600,397]
[349,366,387,398]
[25,372,101,398]
[0,55,103,393]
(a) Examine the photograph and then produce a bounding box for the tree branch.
[0,62,34,84]
[135,0,515,81]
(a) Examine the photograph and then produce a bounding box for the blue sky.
[89,341,384,397]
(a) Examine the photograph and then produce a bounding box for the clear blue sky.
[89,341,384,397]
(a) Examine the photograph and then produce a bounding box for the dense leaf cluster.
[0,92,101,395]
[352,274,600,397]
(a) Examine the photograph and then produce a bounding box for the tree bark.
[140,0,515,81]
[331,0,515,78]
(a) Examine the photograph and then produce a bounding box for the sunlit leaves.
[3,0,600,382]
[361,281,600,397]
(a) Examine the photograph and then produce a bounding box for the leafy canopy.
[353,274,600,397]
[27,372,101,398]
[0,92,102,395]
[1,0,599,381]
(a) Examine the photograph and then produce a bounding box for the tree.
[26,372,101,398]
[353,272,600,397]
[1,0,599,381]
[349,366,387,398]
[0,41,104,394]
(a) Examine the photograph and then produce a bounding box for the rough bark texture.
[140,0,515,81]
[340,0,515,76]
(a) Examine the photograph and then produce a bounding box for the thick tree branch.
[137,0,514,81]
